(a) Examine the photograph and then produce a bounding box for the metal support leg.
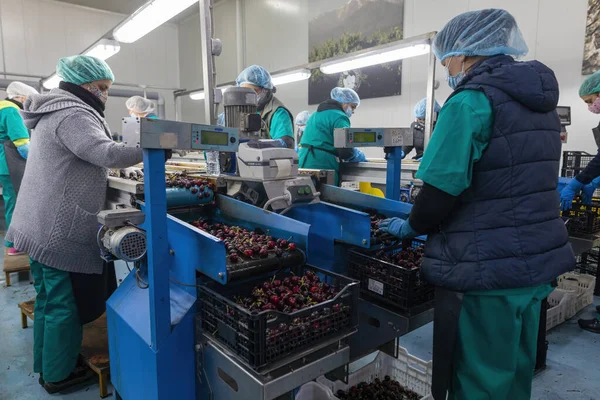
[385,147,403,201]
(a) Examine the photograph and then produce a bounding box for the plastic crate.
[348,239,434,315]
[562,151,594,171]
[563,202,600,234]
[557,272,597,317]
[197,264,359,371]
[316,347,432,399]
[546,288,575,331]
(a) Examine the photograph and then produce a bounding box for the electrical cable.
[135,269,148,289]
[263,194,291,211]
[169,276,201,288]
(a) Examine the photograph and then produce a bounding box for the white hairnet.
[7,82,39,99]
[295,111,311,126]
[126,96,156,114]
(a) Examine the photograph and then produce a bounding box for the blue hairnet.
[432,9,528,61]
[580,71,600,97]
[236,65,273,90]
[295,111,311,126]
[331,87,360,106]
[57,55,115,85]
[414,98,442,118]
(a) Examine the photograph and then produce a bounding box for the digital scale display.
[352,131,377,143]
[201,130,229,145]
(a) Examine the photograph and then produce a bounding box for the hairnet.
[295,111,311,126]
[580,71,600,97]
[126,96,156,114]
[6,82,39,99]
[414,98,442,118]
[57,55,115,85]
[432,9,528,61]
[331,87,360,106]
[236,65,273,90]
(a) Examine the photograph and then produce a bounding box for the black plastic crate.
[197,264,359,371]
[560,167,584,178]
[564,202,600,234]
[562,151,594,171]
[348,239,434,315]
[575,248,600,295]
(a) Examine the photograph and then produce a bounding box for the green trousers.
[449,284,553,400]
[0,174,15,247]
[31,259,82,383]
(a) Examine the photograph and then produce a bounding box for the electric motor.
[100,226,147,262]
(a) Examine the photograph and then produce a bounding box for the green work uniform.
[417,90,553,399]
[0,101,29,248]
[298,108,350,185]
[30,259,82,383]
[268,108,294,142]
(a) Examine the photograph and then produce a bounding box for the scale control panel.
[333,127,413,148]
[122,117,239,152]
[285,182,315,203]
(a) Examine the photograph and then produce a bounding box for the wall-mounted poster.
[308,0,404,105]
[583,0,600,75]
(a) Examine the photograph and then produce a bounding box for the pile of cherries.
[365,209,394,245]
[336,377,420,400]
[190,219,298,263]
[234,269,339,314]
[375,246,425,269]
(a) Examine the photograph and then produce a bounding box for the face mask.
[589,98,600,114]
[256,90,271,110]
[85,84,108,104]
[445,57,465,90]
[345,106,353,118]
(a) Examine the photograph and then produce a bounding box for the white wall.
[0,0,180,132]
[178,0,597,158]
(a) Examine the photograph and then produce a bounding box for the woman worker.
[402,97,441,160]
[378,9,574,399]
[298,87,366,185]
[126,95,158,119]
[6,55,145,393]
[295,110,311,151]
[559,70,600,334]
[236,65,295,148]
[0,82,38,256]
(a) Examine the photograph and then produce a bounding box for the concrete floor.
[1,245,599,399]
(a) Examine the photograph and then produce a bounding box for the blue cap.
[236,65,273,90]
[57,55,115,85]
[331,87,360,106]
[414,98,442,118]
[432,9,528,61]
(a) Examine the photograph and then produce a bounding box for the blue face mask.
[344,106,353,118]
[445,58,465,90]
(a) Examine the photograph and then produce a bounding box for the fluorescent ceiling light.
[189,86,232,101]
[320,44,430,74]
[83,38,120,60]
[114,0,197,43]
[42,73,61,90]
[271,69,311,86]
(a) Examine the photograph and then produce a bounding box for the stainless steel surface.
[424,44,437,149]
[198,337,351,400]
[569,235,600,256]
[108,176,144,195]
[199,0,217,124]
[339,162,422,186]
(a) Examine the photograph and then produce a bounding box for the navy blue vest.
[422,55,575,291]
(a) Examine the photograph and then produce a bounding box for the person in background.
[378,9,573,399]
[236,65,295,148]
[559,70,600,334]
[126,95,157,119]
[295,110,311,151]
[298,87,366,185]
[402,97,442,160]
[0,82,38,256]
[6,55,146,394]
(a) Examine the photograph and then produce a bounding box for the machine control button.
[230,137,237,143]
[377,135,383,140]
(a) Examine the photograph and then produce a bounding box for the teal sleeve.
[0,108,29,143]
[333,115,351,129]
[269,108,294,140]
[416,90,493,196]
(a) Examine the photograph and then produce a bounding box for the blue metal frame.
[385,147,403,201]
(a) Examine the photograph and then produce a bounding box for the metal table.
[569,234,600,256]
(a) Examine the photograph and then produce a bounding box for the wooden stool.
[17,299,35,328]
[3,248,30,286]
[80,314,111,398]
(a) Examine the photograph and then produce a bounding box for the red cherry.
[229,254,239,263]
[270,295,280,305]
[287,243,296,251]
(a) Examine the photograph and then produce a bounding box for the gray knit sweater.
[6,89,143,274]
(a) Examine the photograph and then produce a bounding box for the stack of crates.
[561,151,595,178]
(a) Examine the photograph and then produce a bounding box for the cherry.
[270,295,280,305]
[259,249,268,258]
[229,254,239,263]
[244,249,254,258]
[191,187,198,194]
[287,243,296,251]
[267,241,276,249]
[272,280,282,287]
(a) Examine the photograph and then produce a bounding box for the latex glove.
[120,167,144,179]
[581,176,600,205]
[344,148,367,163]
[275,138,287,148]
[560,178,585,211]
[378,217,419,239]
[16,143,29,159]
[415,157,422,162]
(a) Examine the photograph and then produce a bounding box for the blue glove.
[415,157,422,162]
[582,176,600,205]
[344,148,367,163]
[275,138,287,148]
[560,178,585,211]
[17,143,29,159]
[378,217,419,239]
